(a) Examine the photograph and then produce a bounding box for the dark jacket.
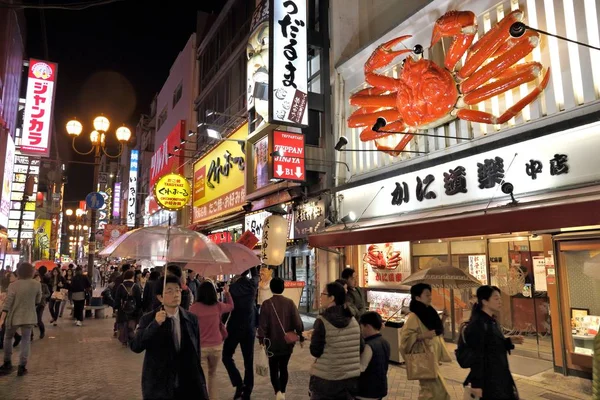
[142,278,158,312]
[112,273,125,299]
[464,309,518,400]
[257,295,304,356]
[228,268,259,332]
[70,274,91,294]
[114,281,142,323]
[346,286,366,317]
[39,282,50,308]
[130,307,208,400]
[358,333,390,398]
[48,274,66,295]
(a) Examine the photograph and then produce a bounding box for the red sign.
[103,224,128,246]
[238,230,259,249]
[21,59,58,157]
[272,130,305,181]
[207,231,232,244]
[149,121,185,214]
[284,281,306,288]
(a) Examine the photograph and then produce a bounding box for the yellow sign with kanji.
[153,173,191,211]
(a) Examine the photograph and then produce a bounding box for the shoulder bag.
[270,300,299,344]
[404,314,437,380]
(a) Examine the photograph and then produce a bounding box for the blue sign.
[86,192,105,210]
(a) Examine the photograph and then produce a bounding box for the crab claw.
[374,132,414,157]
[364,35,413,74]
[431,11,477,47]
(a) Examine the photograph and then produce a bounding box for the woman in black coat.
[464,285,524,400]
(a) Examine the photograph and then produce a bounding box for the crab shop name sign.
[364,242,411,288]
[153,173,191,211]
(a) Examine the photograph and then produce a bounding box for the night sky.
[23,0,224,202]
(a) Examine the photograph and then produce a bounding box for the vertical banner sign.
[127,150,139,227]
[269,0,308,127]
[113,182,121,218]
[253,135,270,190]
[0,135,15,228]
[21,59,58,157]
[247,0,270,133]
[8,156,39,240]
[149,121,185,213]
[271,130,305,181]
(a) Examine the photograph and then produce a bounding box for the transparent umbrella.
[99,226,230,267]
[190,242,261,277]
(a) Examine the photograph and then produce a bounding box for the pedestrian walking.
[32,272,49,340]
[166,265,192,310]
[70,267,91,326]
[0,272,21,350]
[190,280,234,399]
[222,267,259,400]
[309,281,361,400]
[341,268,366,318]
[115,270,142,346]
[0,263,41,376]
[48,267,65,326]
[357,311,390,400]
[462,285,523,400]
[130,275,208,400]
[400,283,452,400]
[59,268,74,318]
[258,277,304,400]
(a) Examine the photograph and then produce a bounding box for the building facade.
[310,0,600,378]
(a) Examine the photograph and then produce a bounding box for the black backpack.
[455,319,487,369]
[120,283,137,316]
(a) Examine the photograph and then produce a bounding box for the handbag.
[404,316,437,380]
[220,312,231,341]
[255,345,269,377]
[50,291,64,301]
[270,300,299,344]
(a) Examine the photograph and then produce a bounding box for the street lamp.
[65,208,88,267]
[66,116,131,277]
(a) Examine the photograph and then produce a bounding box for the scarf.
[409,299,444,336]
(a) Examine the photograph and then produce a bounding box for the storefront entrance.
[279,243,316,314]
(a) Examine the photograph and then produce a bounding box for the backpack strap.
[120,283,133,297]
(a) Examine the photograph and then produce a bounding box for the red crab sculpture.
[348,9,550,156]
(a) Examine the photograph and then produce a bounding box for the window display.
[367,290,411,324]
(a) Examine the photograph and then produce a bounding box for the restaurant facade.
[311,0,600,378]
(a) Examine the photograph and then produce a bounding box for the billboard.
[192,124,247,223]
[127,150,139,227]
[34,219,51,260]
[21,59,58,157]
[8,155,39,240]
[0,135,15,228]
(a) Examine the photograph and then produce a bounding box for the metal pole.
[87,146,100,277]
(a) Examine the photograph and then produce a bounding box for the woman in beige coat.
[400,283,452,400]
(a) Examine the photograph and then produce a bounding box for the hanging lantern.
[261,215,288,266]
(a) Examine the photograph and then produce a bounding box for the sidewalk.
[0,310,590,399]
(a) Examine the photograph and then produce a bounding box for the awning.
[308,188,600,248]
[188,210,246,232]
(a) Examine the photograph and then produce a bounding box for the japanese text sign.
[271,130,305,181]
[21,59,58,157]
[238,230,260,249]
[151,121,185,188]
[269,0,308,127]
[0,135,15,228]
[154,173,191,211]
[207,231,232,244]
[339,124,600,221]
[127,150,139,227]
[294,197,325,238]
[113,182,121,218]
[364,242,412,289]
[192,124,247,223]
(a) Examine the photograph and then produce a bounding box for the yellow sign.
[153,173,191,211]
[34,219,51,259]
[193,123,247,223]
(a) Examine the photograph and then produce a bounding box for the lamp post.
[66,116,131,277]
[65,208,87,264]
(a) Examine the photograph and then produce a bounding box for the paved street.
[0,310,592,400]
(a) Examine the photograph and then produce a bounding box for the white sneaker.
[275,392,285,400]
[76,321,82,327]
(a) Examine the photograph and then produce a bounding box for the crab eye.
[413,44,424,55]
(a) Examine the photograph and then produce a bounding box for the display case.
[366,289,412,363]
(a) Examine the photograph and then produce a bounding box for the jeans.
[201,344,222,399]
[269,353,291,394]
[73,300,85,322]
[59,298,71,317]
[222,330,255,393]
[3,325,32,366]
[35,305,45,336]
[48,299,61,321]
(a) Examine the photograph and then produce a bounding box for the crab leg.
[459,9,524,79]
[350,93,397,108]
[463,62,544,105]
[430,11,477,71]
[375,132,414,157]
[457,67,550,124]
[460,30,539,94]
[360,120,407,141]
[348,108,402,128]
[364,35,413,74]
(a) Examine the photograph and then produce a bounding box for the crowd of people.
[0,261,524,400]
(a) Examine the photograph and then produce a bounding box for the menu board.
[468,255,488,284]
[532,256,547,291]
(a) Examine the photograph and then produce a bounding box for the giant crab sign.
[348,9,550,156]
